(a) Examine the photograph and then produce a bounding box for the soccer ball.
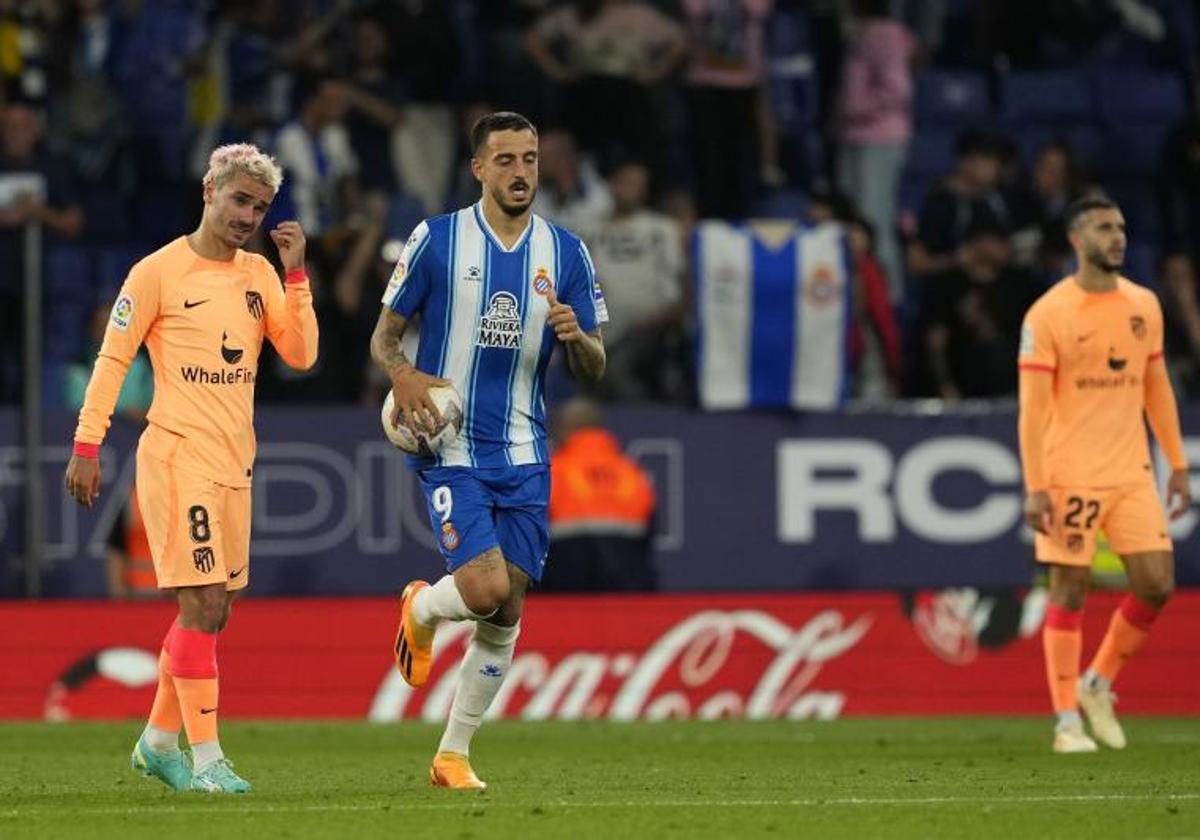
[381,385,465,456]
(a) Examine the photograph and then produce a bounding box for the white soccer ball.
[381,385,465,456]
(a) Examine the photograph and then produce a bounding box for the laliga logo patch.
[441,522,460,551]
[593,281,609,321]
[1019,323,1034,356]
[385,260,408,297]
[110,295,134,331]
[532,267,552,296]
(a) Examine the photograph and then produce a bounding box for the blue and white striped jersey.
[382,202,608,468]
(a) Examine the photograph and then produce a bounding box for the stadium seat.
[1015,124,1105,172]
[44,301,91,362]
[915,70,991,126]
[77,189,130,241]
[44,244,93,296]
[898,174,927,218]
[96,247,144,297]
[1001,71,1096,125]
[41,363,68,410]
[771,63,820,133]
[767,7,811,56]
[1097,125,1174,178]
[386,192,427,243]
[905,129,958,179]
[752,189,807,220]
[767,9,818,133]
[132,189,189,246]
[1123,242,1159,288]
[1096,70,1187,125]
[1104,179,1160,239]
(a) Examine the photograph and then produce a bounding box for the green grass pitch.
[1,719,1197,839]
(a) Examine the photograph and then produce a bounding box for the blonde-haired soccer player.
[1019,195,1190,753]
[64,143,319,792]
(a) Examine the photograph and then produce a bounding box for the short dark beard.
[1085,244,1122,273]
[491,183,535,217]
[1088,254,1122,273]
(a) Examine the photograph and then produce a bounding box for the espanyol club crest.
[441,522,460,551]
[805,265,839,307]
[533,267,552,296]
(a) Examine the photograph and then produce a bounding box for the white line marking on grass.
[2,792,1197,818]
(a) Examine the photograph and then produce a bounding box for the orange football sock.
[147,648,182,733]
[170,626,220,746]
[1088,595,1161,684]
[1043,604,1083,713]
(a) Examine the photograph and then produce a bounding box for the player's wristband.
[73,441,99,459]
[285,268,307,285]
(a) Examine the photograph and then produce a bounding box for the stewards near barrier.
[543,399,657,591]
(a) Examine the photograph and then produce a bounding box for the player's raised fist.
[270,221,307,271]
[546,288,583,343]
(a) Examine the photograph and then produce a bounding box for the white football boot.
[1053,721,1099,754]
[1078,679,1127,749]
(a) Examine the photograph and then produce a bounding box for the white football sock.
[142,724,179,753]
[1081,668,1111,692]
[191,740,224,772]
[1056,710,1082,730]
[438,620,520,756]
[414,575,493,626]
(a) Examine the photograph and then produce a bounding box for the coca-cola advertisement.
[4,592,1198,721]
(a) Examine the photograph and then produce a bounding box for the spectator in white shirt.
[578,160,688,401]
[531,128,613,232]
[274,78,360,236]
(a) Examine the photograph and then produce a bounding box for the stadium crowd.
[2,0,1200,408]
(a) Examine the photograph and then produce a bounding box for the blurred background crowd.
[4,0,1200,411]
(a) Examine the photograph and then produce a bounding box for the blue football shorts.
[417,465,550,582]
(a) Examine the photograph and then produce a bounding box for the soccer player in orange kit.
[64,143,319,792]
[1018,195,1191,754]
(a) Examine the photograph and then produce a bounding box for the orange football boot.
[429,752,487,790]
[394,580,435,687]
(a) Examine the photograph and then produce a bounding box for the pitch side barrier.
[3,593,1198,719]
[3,403,1200,595]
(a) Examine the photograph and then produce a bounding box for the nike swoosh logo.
[229,567,245,579]
[200,707,218,715]
[184,299,210,309]
[1077,332,1096,342]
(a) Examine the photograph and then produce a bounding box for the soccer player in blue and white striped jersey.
[370,111,606,790]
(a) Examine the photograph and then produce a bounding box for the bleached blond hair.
[202,143,283,193]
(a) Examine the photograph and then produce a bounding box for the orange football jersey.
[76,237,318,486]
[1019,276,1165,488]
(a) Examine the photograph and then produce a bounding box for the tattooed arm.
[370,308,449,432]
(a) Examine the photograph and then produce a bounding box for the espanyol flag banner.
[695,220,851,410]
